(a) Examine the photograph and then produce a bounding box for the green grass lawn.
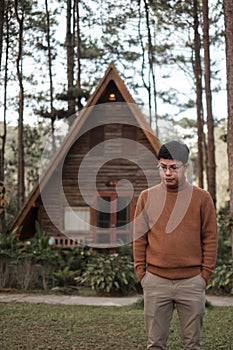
[0,302,232,350]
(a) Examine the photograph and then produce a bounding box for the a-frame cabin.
[11,62,161,248]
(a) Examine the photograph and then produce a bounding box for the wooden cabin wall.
[37,172,61,236]
[37,105,160,239]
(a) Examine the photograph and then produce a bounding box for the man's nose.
[165,167,172,174]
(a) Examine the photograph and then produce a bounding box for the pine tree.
[0,0,4,71]
[202,0,216,206]
[223,0,233,259]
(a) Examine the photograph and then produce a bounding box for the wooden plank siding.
[37,119,160,246]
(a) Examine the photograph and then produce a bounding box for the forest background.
[0,0,233,270]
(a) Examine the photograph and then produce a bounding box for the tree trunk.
[143,0,158,134]
[0,1,9,232]
[66,0,75,119]
[0,0,7,181]
[0,0,4,71]
[45,0,55,152]
[75,0,82,111]
[202,0,216,206]
[193,0,204,188]
[223,0,233,259]
[14,0,25,209]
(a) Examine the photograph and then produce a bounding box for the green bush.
[0,228,20,259]
[0,222,62,290]
[53,266,79,287]
[75,252,138,296]
[60,245,95,274]
[17,221,62,266]
[0,224,115,292]
[207,261,233,295]
[207,201,233,295]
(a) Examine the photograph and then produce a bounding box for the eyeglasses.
[157,163,184,173]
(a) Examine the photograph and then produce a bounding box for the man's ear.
[184,163,189,172]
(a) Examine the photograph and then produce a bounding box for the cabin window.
[64,207,90,231]
[94,194,132,245]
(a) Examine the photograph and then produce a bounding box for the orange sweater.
[133,181,218,284]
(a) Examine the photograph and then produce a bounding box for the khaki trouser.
[141,272,206,350]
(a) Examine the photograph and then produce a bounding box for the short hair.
[157,141,190,164]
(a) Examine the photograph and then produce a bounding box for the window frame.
[63,206,91,233]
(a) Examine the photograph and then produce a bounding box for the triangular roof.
[10,62,160,234]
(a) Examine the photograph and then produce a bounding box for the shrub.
[53,266,79,287]
[207,201,233,295]
[207,261,233,295]
[0,222,61,290]
[53,246,97,288]
[75,252,138,296]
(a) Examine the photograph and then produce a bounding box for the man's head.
[157,141,189,188]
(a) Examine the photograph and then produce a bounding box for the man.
[133,140,218,350]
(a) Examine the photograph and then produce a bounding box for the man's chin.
[164,179,177,188]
